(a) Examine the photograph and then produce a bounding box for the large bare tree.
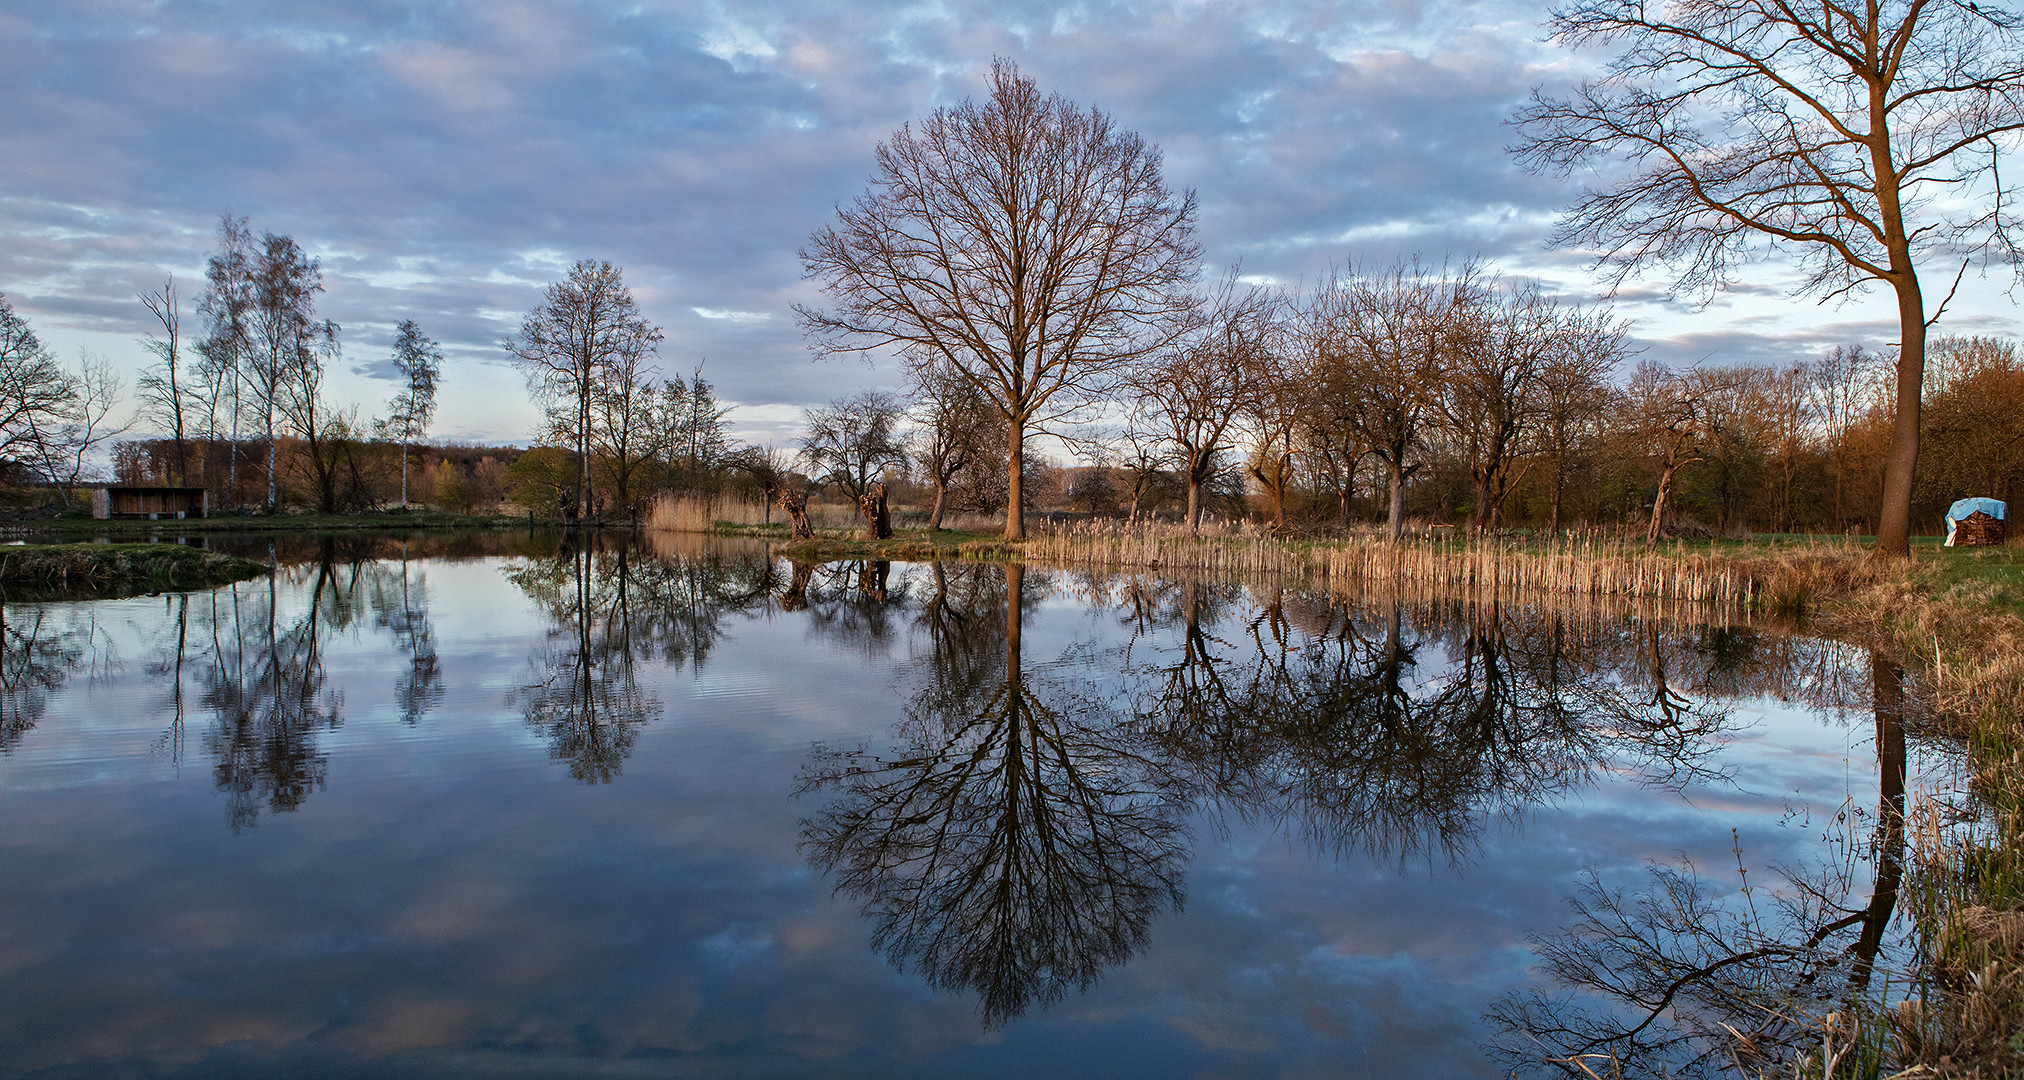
[507,260,663,523]
[1514,0,2024,557]
[799,60,1200,538]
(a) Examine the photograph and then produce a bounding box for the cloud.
[2,0,2019,443]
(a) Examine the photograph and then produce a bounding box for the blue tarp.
[1945,497,2008,546]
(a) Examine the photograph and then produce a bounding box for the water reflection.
[1133,586,1738,862]
[0,538,1917,1074]
[798,564,1189,1026]
[0,605,96,751]
[1487,653,1910,1077]
[791,566,1833,1024]
[505,535,779,781]
[1111,575,1752,868]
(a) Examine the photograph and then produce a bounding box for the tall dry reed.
[1022,519,1884,609]
[646,493,777,533]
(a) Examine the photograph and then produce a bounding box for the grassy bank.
[0,543,270,599]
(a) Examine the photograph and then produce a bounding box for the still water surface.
[0,533,1921,1078]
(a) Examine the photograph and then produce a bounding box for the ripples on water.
[0,532,1935,1078]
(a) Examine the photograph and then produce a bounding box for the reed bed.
[645,493,780,532]
[1022,519,1887,610]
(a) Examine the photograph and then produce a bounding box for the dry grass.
[645,493,778,532]
[1022,518,1897,610]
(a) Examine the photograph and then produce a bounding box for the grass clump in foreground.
[0,543,269,599]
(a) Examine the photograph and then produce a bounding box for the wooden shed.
[91,486,210,520]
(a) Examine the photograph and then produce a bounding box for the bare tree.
[799,60,1200,538]
[507,260,664,523]
[1513,0,2024,557]
[656,365,732,496]
[24,351,129,509]
[1441,283,1632,536]
[1534,321,1623,535]
[1132,276,1278,533]
[1114,397,1171,525]
[383,319,441,508]
[1303,259,1469,541]
[137,278,192,485]
[275,320,346,513]
[800,390,907,505]
[589,333,665,522]
[908,361,996,529]
[0,294,78,483]
[1618,363,1745,551]
[197,214,257,505]
[1241,342,1303,532]
[240,231,332,512]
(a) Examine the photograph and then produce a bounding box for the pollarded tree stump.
[858,482,892,540]
[778,489,814,540]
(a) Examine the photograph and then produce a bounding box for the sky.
[3,0,2020,450]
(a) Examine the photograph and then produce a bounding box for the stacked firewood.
[1955,510,2007,546]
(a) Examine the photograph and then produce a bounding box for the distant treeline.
[108,432,780,518]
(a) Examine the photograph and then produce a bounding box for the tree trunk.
[579,375,595,525]
[1185,474,1202,534]
[1385,458,1407,542]
[1875,277,1926,558]
[859,482,892,539]
[1005,420,1025,539]
[265,416,277,511]
[778,489,813,539]
[1548,459,1564,536]
[1645,461,1680,553]
[929,480,947,529]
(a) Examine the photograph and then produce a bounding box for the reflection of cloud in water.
[0,543,1907,1078]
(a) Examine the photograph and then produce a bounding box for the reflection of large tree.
[1488,653,1910,1077]
[507,537,777,781]
[799,565,1188,1026]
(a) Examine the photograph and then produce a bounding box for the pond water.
[0,532,1931,1078]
